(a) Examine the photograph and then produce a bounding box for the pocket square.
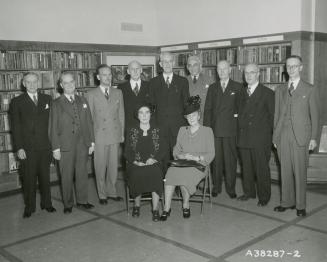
[83,103,87,108]
[45,104,49,109]
[205,84,209,89]
[230,92,235,95]
[234,114,238,117]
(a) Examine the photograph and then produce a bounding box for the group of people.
[10,51,319,221]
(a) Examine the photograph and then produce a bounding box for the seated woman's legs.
[151,192,159,211]
[163,185,175,211]
[132,195,141,217]
[180,186,191,218]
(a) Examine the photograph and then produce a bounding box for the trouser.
[94,143,119,199]
[212,137,237,195]
[239,146,271,202]
[21,149,52,212]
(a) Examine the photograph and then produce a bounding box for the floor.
[0,175,326,262]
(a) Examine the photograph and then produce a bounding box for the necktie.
[133,83,139,96]
[221,82,226,92]
[193,76,197,84]
[289,82,294,96]
[69,95,74,103]
[166,77,170,88]
[247,86,251,96]
[105,88,109,99]
[33,95,38,106]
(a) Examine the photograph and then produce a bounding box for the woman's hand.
[145,158,157,165]
[133,161,146,166]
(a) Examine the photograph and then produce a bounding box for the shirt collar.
[27,92,37,100]
[289,78,300,89]
[130,79,141,88]
[220,78,229,87]
[64,94,74,101]
[100,85,110,94]
[163,73,173,83]
[248,82,259,94]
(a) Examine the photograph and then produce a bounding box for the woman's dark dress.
[124,126,167,197]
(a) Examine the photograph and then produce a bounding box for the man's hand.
[145,158,157,165]
[308,139,317,151]
[88,144,95,155]
[133,161,145,166]
[17,149,26,160]
[53,150,61,161]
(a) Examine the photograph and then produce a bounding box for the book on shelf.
[202,67,217,83]
[53,52,101,69]
[200,50,216,66]
[173,68,187,77]
[0,114,10,132]
[8,152,19,173]
[54,70,96,88]
[0,92,21,111]
[173,52,192,67]
[0,133,12,151]
[217,48,238,65]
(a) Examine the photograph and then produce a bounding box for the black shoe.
[99,199,108,205]
[107,196,123,201]
[212,192,218,197]
[63,207,72,214]
[182,208,191,218]
[42,206,56,213]
[274,205,296,212]
[132,206,140,217]
[152,210,160,222]
[77,203,94,209]
[23,210,32,218]
[237,195,255,201]
[160,209,171,221]
[296,209,306,217]
[228,193,237,199]
[257,200,268,207]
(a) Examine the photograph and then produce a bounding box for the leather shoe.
[42,206,56,213]
[182,208,191,218]
[99,199,108,205]
[77,203,94,209]
[296,209,306,217]
[23,210,32,218]
[257,200,268,207]
[237,195,255,201]
[229,193,237,199]
[132,206,140,217]
[63,207,72,214]
[160,209,171,221]
[107,196,123,201]
[274,205,295,212]
[212,192,218,197]
[152,210,160,222]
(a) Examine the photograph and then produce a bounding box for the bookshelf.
[0,48,102,192]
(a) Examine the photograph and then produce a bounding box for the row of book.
[0,51,52,70]
[216,48,238,65]
[0,133,12,151]
[173,52,192,67]
[52,52,101,69]
[0,114,9,132]
[0,71,54,90]
[200,50,217,66]
[259,66,287,83]
[0,92,20,111]
[54,71,97,88]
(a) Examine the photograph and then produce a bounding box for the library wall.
[315,0,327,33]
[0,0,158,46]
[155,0,303,45]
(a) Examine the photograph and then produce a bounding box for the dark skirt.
[126,162,164,197]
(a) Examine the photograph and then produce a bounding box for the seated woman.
[161,96,215,221]
[124,103,167,222]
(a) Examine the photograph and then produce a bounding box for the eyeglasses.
[244,71,258,75]
[286,65,300,70]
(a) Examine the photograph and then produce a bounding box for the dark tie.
[133,83,139,96]
[33,95,38,106]
[289,82,295,96]
[105,88,109,99]
[69,95,74,103]
[247,86,251,96]
[221,82,226,92]
[193,76,197,84]
[166,77,170,88]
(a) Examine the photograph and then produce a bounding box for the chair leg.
[201,175,208,214]
[125,185,130,214]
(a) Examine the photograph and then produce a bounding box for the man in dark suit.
[273,55,319,217]
[50,72,95,213]
[237,63,274,206]
[149,52,189,168]
[118,60,150,129]
[204,60,242,198]
[10,72,56,218]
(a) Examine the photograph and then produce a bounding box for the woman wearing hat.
[124,103,167,222]
[161,95,215,220]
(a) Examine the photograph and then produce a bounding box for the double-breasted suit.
[10,93,53,213]
[49,95,94,208]
[86,86,124,200]
[237,84,274,203]
[187,73,213,124]
[273,80,319,209]
[204,79,242,196]
[118,80,150,129]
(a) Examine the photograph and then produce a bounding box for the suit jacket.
[49,95,94,151]
[273,80,319,146]
[10,93,52,151]
[149,74,189,137]
[86,86,124,145]
[204,79,242,137]
[118,80,150,128]
[237,84,275,148]
[187,73,213,123]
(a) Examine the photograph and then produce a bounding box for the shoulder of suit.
[201,125,213,134]
[299,79,314,89]
[117,82,130,90]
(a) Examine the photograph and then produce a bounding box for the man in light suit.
[118,60,150,130]
[10,72,56,218]
[204,60,242,198]
[186,55,213,124]
[273,55,319,217]
[149,52,189,169]
[50,72,95,214]
[86,64,124,205]
[237,63,274,207]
